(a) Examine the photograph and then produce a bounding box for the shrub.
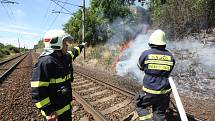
[10,47,20,53]
[89,45,116,67]
[0,43,4,48]
[0,50,4,58]
[1,48,10,55]
[90,46,104,59]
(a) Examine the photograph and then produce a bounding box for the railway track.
[0,52,44,120]
[73,69,204,121]
[73,71,140,121]
[0,53,28,82]
[0,52,209,120]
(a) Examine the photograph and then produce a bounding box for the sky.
[0,0,90,49]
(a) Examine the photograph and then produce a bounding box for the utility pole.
[82,0,86,60]
[51,0,86,60]
[18,38,20,52]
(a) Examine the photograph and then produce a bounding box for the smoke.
[168,37,215,101]
[107,24,215,100]
[115,33,150,81]
[104,5,215,100]
[106,17,146,49]
[168,37,215,77]
[105,16,150,82]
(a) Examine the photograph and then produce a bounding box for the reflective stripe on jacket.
[31,44,84,116]
[138,48,175,94]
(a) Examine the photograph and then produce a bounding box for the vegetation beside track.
[0,43,26,59]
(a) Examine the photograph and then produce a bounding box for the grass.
[74,44,119,71]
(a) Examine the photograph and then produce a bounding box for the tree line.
[36,0,215,48]
[0,43,25,58]
[150,0,215,39]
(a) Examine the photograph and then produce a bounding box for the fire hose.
[169,77,188,121]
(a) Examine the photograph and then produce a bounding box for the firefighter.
[135,29,175,121]
[31,29,86,121]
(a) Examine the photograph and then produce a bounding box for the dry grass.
[74,45,118,71]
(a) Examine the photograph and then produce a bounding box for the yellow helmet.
[43,29,73,50]
[148,29,166,45]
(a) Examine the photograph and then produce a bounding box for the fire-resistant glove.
[46,112,58,121]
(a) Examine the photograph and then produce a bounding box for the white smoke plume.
[168,37,215,101]
[104,6,215,101]
[105,16,150,82]
[106,17,146,49]
[115,34,149,81]
[106,19,215,100]
[168,37,215,77]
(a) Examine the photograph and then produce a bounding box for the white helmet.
[43,29,73,50]
[41,29,73,56]
[148,29,166,45]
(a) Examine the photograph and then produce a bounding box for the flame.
[112,40,134,68]
[111,24,150,69]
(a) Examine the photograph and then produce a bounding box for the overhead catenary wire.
[52,10,72,15]
[7,2,21,44]
[51,0,83,8]
[0,0,24,48]
[0,0,20,41]
[0,0,19,23]
[40,1,52,27]
[49,0,86,60]
[50,0,72,14]
[48,0,69,30]
[43,0,59,30]
[1,0,28,48]
[7,2,17,23]
[7,3,14,16]
[1,0,19,4]
[0,1,13,22]
[48,11,60,30]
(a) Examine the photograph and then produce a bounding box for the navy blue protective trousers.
[134,91,170,121]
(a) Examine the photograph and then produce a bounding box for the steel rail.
[0,53,29,82]
[74,70,204,121]
[72,91,109,121]
[74,71,137,120]
[0,53,25,66]
[75,71,136,98]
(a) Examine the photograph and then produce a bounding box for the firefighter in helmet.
[31,29,86,121]
[135,29,175,121]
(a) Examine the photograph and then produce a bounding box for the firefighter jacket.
[138,47,175,94]
[31,44,84,116]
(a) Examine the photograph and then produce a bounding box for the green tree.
[63,0,132,46]
[0,43,4,48]
[149,0,215,38]
[91,0,131,22]
[34,39,44,49]
[38,39,45,48]
[64,10,83,43]
[0,43,22,58]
